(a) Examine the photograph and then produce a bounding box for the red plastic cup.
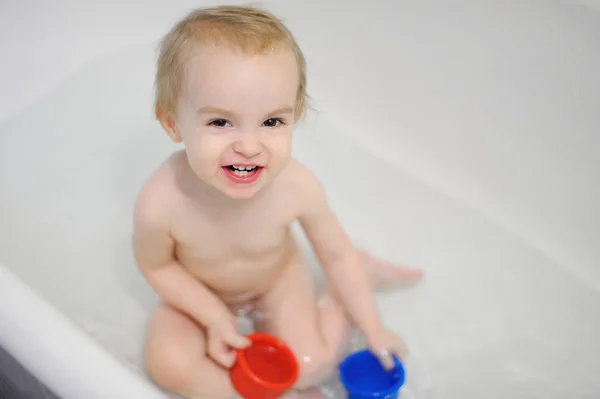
[229,332,299,399]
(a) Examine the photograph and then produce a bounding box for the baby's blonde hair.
[154,5,307,122]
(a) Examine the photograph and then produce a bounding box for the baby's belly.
[177,239,297,307]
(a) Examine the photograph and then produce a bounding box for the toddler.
[132,5,422,398]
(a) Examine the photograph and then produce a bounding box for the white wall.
[273,0,600,290]
[1,0,599,290]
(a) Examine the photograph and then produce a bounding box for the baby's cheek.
[202,134,232,157]
[181,137,206,163]
[188,135,230,170]
[274,132,293,157]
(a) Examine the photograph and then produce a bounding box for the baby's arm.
[132,189,250,367]
[132,192,230,329]
[297,173,383,344]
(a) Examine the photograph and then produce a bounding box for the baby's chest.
[174,213,292,262]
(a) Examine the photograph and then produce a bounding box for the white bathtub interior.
[1,1,600,398]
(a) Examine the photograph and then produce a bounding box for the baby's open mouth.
[225,165,259,176]
[222,165,264,184]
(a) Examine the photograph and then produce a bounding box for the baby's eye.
[209,119,230,127]
[263,118,284,127]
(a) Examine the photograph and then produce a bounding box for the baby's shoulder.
[278,158,327,208]
[281,158,320,188]
[133,151,182,227]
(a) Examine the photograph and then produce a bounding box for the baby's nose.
[233,135,262,157]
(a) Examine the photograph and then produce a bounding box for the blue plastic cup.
[338,349,405,399]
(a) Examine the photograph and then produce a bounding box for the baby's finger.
[373,348,395,371]
[211,346,236,368]
[225,331,251,349]
[220,352,237,368]
[207,339,232,367]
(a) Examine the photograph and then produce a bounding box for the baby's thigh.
[144,302,235,399]
[255,262,343,386]
[256,261,320,349]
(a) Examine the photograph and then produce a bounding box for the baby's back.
[144,151,307,305]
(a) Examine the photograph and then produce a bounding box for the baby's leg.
[358,249,424,291]
[144,302,236,399]
[255,259,351,390]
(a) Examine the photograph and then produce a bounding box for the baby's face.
[171,46,299,199]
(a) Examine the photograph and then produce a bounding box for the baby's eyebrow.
[197,106,234,116]
[266,106,294,116]
[197,106,294,117]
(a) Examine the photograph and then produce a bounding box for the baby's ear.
[157,109,182,143]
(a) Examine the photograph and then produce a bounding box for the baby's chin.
[213,168,269,200]
[220,184,264,200]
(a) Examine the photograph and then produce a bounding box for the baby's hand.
[206,315,251,368]
[367,328,408,370]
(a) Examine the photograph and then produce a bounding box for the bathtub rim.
[0,263,166,399]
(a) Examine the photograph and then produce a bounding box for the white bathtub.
[1,0,599,398]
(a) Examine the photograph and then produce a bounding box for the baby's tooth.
[231,165,255,171]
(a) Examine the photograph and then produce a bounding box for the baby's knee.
[295,350,337,390]
[145,340,194,392]
[145,339,235,399]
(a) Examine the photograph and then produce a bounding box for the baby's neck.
[175,160,267,213]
